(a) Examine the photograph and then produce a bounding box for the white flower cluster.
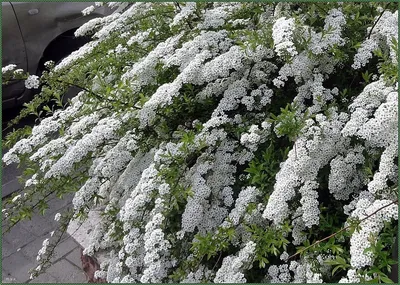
[272,17,297,58]
[298,180,320,228]
[118,161,162,276]
[181,265,214,283]
[263,109,349,227]
[45,117,122,179]
[3,117,62,166]
[348,199,398,269]
[352,39,379,69]
[127,29,153,47]
[197,5,231,30]
[93,3,158,41]
[82,5,96,16]
[342,79,397,200]
[368,142,397,198]
[140,212,172,283]
[273,52,317,88]
[267,264,291,283]
[223,186,260,227]
[342,79,395,144]
[240,124,270,152]
[180,160,213,235]
[2,64,17,74]
[353,10,398,68]
[310,8,346,55]
[328,145,367,200]
[25,75,40,89]
[170,2,197,28]
[122,33,183,95]
[214,241,256,283]
[165,30,231,71]
[180,139,238,236]
[36,238,50,262]
[268,255,331,283]
[339,269,365,283]
[54,40,100,71]
[54,213,61,222]
[75,13,121,37]
[296,73,338,114]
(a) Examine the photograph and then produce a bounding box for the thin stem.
[314,3,329,16]
[212,251,223,272]
[367,2,391,40]
[55,79,140,110]
[174,2,181,11]
[288,199,398,260]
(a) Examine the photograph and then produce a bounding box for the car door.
[2,2,27,106]
[11,2,111,76]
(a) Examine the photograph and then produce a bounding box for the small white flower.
[11,194,21,203]
[82,5,95,16]
[25,75,40,89]
[280,251,289,261]
[44,61,55,69]
[14,69,24,75]
[42,238,50,247]
[2,64,17,74]
[54,213,61,221]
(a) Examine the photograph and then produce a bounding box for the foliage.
[2,2,398,283]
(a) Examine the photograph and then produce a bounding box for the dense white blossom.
[263,109,349,226]
[214,241,256,283]
[3,3,398,283]
[348,199,398,269]
[2,64,17,74]
[329,145,367,200]
[82,5,95,16]
[272,17,297,58]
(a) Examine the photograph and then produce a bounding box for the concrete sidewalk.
[2,193,87,283]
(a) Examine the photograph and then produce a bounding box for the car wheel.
[37,30,91,106]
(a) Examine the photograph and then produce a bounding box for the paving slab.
[2,270,18,283]
[19,212,59,237]
[3,195,86,283]
[19,234,80,266]
[1,178,21,198]
[3,222,37,250]
[2,251,34,283]
[28,272,58,283]
[45,259,87,283]
[20,234,50,262]
[2,239,15,259]
[47,193,74,215]
[52,236,80,261]
[65,247,83,269]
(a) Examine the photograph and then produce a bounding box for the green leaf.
[380,276,394,283]
[332,265,343,276]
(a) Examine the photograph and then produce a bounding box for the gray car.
[2,2,113,110]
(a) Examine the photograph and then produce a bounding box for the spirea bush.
[2,2,398,283]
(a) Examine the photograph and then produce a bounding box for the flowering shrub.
[2,2,398,283]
